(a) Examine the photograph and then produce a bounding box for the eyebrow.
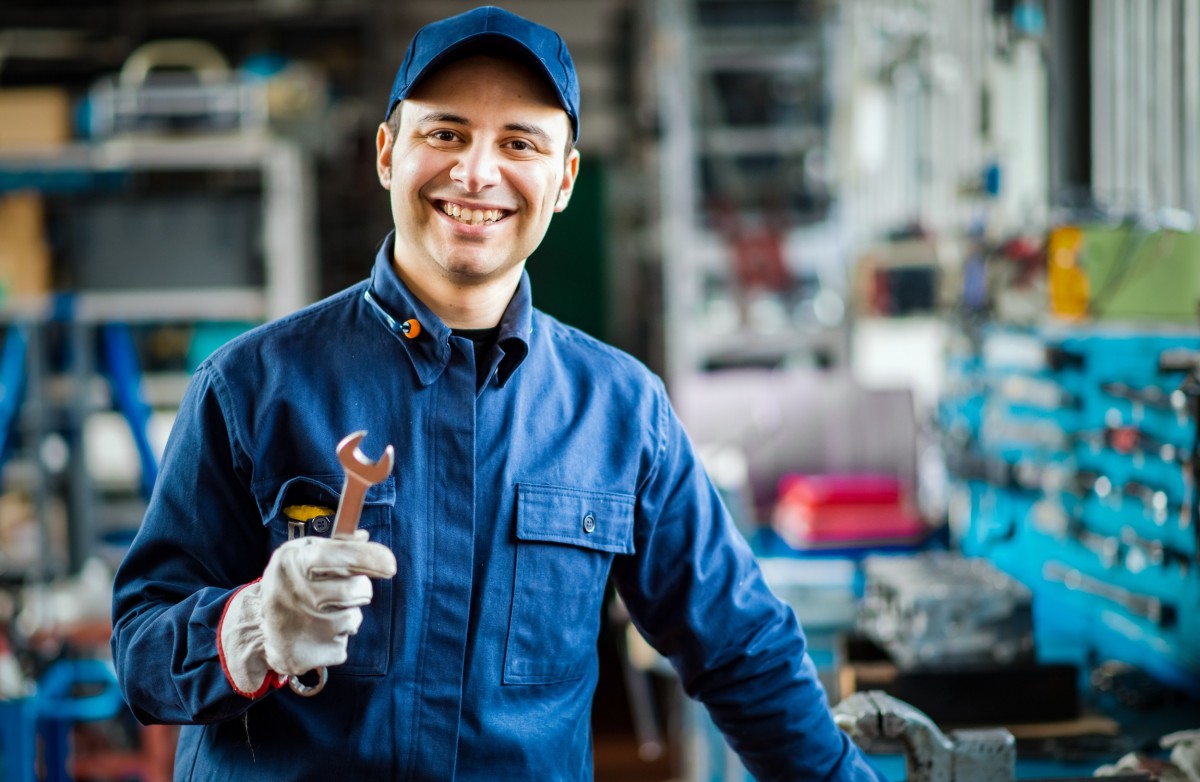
[416,112,553,144]
[503,122,552,144]
[417,111,470,126]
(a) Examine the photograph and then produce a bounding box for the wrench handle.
[300,474,367,696]
[297,475,366,696]
[333,476,370,537]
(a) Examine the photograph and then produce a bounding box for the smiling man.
[379,48,578,327]
[110,6,887,781]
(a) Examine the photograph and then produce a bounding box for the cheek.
[391,164,431,216]
[523,170,564,213]
[394,154,440,195]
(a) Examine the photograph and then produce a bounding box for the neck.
[391,261,523,329]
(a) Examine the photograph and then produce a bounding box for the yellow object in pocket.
[283,504,335,521]
[283,505,336,539]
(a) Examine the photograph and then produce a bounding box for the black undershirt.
[452,326,501,389]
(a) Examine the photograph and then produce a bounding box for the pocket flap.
[516,483,635,554]
[253,474,396,526]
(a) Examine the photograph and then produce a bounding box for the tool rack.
[940,323,1200,697]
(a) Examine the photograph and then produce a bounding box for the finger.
[309,575,374,612]
[311,606,364,639]
[302,539,397,580]
[273,635,350,673]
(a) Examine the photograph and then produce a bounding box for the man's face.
[376,54,580,289]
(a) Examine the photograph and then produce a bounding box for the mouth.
[437,200,511,226]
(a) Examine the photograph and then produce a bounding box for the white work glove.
[218,531,397,698]
[1164,730,1200,782]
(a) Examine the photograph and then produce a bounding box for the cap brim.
[389,32,577,140]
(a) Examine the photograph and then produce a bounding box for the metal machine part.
[88,39,267,138]
[857,553,1035,670]
[834,691,1156,782]
[834,690,1016,782]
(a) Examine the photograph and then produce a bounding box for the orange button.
[401,319,421,339]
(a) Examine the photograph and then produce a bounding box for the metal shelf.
[649,0,842,383]
[0,134,317,577]
[0,135,316,321]
[700,126,824,156]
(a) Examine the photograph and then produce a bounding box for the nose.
[450,143,502,192]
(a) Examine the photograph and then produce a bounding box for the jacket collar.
[364,232,533,388]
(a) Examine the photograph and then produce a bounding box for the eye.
[427,130,460,145]
[506,138,541,154]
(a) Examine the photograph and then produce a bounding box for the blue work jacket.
[111,235,886,781]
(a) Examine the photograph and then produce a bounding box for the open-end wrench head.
[336,430,395,484]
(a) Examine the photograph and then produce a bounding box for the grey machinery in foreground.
[834,690,1017,782]
[833,690,1157,782]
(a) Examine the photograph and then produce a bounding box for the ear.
[376,123,395,189]
[554,148,581,213]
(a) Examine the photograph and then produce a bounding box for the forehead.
[402,54,569,130]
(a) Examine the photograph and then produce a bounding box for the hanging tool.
[289,430,394,697]
[1163,352,1200,562]
[1043,561,1175,627]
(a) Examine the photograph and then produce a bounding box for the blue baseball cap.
[385,6,580,141]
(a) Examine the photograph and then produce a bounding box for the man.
[111,6,886,780]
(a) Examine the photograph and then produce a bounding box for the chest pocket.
[252,473,396,676]
[504,483,635,685]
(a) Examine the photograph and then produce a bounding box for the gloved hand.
[218,531,397,698]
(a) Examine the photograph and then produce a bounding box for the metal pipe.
[1114,0,1130,210]
[655,0,699,387]
[1091,0,1111,203]
[1155,0,1179,209]
[1183,0,1200,217]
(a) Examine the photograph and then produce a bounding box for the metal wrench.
[333,430,395,537]
[291,430,395,697]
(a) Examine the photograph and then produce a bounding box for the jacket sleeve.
[611,378,887,782]
[110,361,269,724]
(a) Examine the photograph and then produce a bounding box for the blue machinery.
[941,324,1200,697]
[0,296,159,782]
[686,323,1200,782]
[0,296,159,574]
[0,660,125,782]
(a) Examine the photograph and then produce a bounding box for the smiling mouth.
[439,200,510,226]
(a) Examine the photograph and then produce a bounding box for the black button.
[310,516,331,535]
[582,513,596,533]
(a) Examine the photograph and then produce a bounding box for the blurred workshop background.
[1,0,1199,780]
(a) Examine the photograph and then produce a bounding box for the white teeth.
[441,202,505,225]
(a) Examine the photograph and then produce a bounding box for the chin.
[439,252,523,279]
[440,260,510,281]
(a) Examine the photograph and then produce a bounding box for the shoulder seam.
[635,375,670,496]
[201,283,365,364]
[194,357,250,479]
